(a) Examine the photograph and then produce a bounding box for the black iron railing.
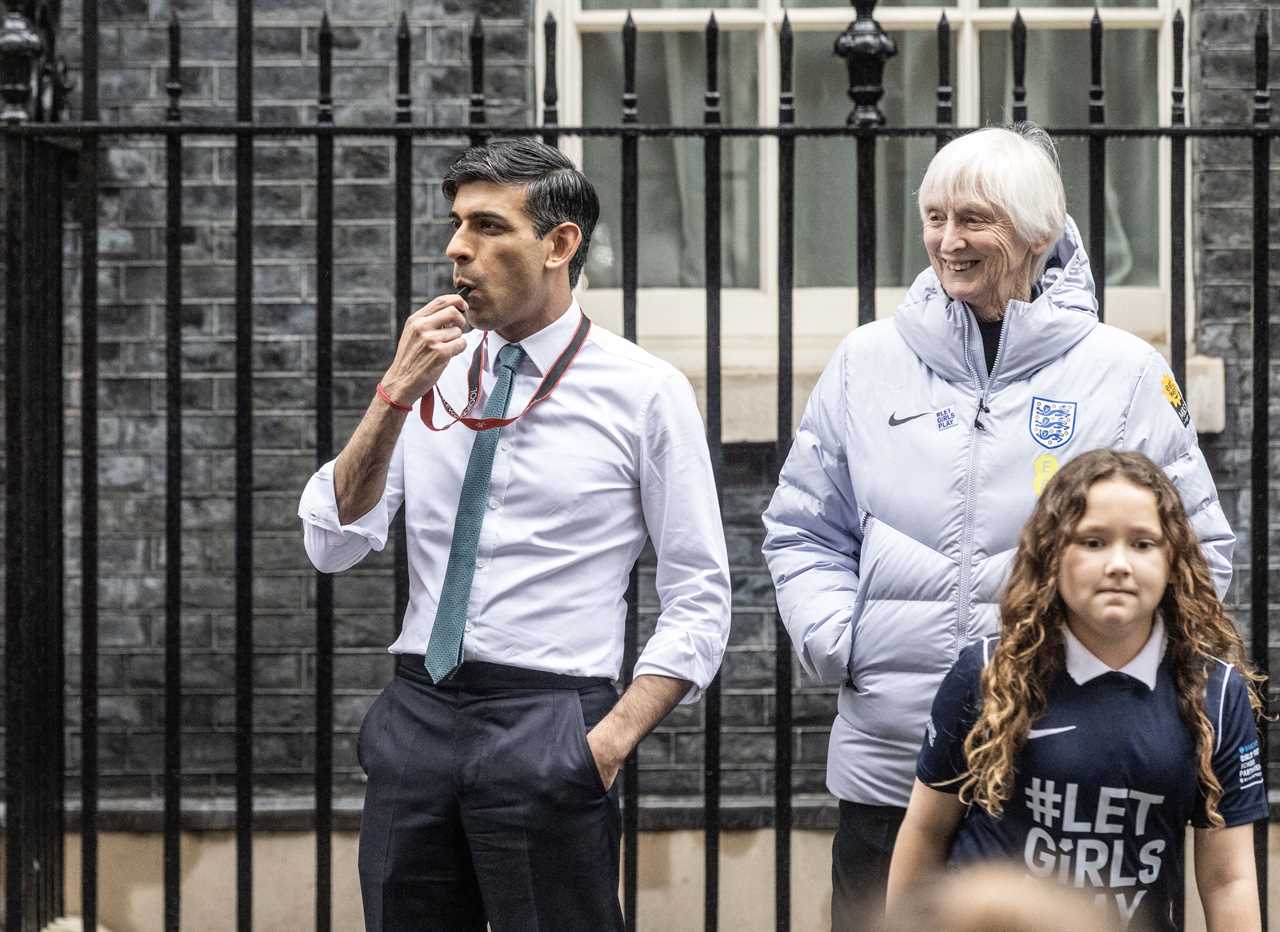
[0,3,1275,932]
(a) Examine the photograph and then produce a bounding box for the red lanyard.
[421,313,592,432]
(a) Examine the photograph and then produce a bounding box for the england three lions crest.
[1028,397,1077,450]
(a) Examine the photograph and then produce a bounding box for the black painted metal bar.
[469,14,486,148]
[6,114,25,932]
[935,12,951,151]
[6,130,28,932]
[856,133,876,327]
[542,13,558,147]
[1169,10,1186,395]
[1169,26,1186,922]
[163,13,184,931]
[234,0,255,925]
[53,137,68,926]
[837,0,892,328]
[393,14,412,639]
[33,122,67,932]
[78,0,101,924]
[314,14,336,932]
[5,125,69,932]
[620,12,640,931]
[4,15,74,918]
[774,17,794,932]
[18,122,1280,140]
[1088,8,1106,321]
[1012,11,1027,123]
[1251,12,1271,927]
[702,14,722,931]
[34,131,67,932]
[41,141,59,929]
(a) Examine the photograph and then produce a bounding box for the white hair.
[917,124,1067,281]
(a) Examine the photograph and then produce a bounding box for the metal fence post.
[2,14,66,932]
[836,0,894,328]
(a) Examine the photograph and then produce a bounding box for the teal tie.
[424,342,526,683]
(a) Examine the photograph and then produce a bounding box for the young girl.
[885,449,1266,932]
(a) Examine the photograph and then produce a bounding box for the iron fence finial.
[834,0,896,127]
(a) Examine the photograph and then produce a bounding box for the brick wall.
[5,0,1279,826]
[1190,0,1280,786]
[40,0,818,826]
[47,0,540,812]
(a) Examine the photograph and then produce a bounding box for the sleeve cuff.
[298,461,389,548]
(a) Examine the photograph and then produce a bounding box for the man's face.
[447,181,551,336]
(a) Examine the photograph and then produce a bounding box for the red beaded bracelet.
[376,383,413,413]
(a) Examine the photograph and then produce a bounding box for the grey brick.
[316,25,411,60]
[251,145,318,181]
[334,693,377,729]
[1200,9,1262,50]
[336,224,394,259]
[333,651,394,689]
[254,653,303,688]
[1199,50,1280,88]
[335,143,392,179]
[334,336,395,368]
[723,649,774,688]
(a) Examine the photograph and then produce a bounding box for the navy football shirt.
[917,623,1266,932]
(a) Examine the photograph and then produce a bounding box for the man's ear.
[544,221,583,274]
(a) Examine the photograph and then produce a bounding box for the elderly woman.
[762,124,1234,930]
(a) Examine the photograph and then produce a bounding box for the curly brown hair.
[957,449,1263,825]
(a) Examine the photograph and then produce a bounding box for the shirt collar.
[1062,616,1165,691]
[486,299,581,377]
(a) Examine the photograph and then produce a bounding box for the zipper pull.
[974,402,990,431]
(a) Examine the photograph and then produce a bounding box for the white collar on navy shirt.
[1062,616,1166,691]
[485,299,581,378]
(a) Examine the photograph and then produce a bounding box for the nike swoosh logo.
[1028,726,1077,740]
[888,411,930,427]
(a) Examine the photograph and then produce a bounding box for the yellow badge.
[1161,373,1191,428]
[1032,453,1060,496]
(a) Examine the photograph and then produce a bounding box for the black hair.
[442,138,600,288]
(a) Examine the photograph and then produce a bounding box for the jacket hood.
[893,215,1099,385]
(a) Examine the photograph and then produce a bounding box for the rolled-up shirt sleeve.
[298,431,405,574]
[634,370,732,704]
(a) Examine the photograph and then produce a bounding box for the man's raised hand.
[379,294,470,408]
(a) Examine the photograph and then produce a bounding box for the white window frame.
[535,0,1199,440]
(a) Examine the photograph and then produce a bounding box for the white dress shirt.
[299,302,731,701]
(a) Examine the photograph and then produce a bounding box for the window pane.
[982,0,1154,7]
[792,29,946,287]
[786,0,941,7]
[979,29,1159,286]
[583,0,757,11]
[582,30,760,289]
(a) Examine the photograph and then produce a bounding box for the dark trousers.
[830,800,906,932]
[357,659,624,932]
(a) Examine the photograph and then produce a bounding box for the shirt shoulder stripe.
[1211,656,1231,755]
[981,636,998,667]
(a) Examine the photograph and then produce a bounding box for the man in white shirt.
[298,138,731,932]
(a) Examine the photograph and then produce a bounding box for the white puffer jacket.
[762,218,1234,807]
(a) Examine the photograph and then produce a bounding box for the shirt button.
[475,558,486,569]
[464,622,474,633]
[488,496,499,510]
